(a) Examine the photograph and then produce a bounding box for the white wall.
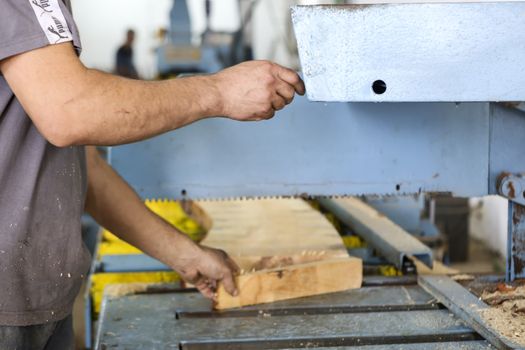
[469,196,508,258]
[71,0,240,79]
[251,0,337,69]
[72,0,172,78]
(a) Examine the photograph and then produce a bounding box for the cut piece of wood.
[196,199,350,271]
[412,257,459,276]
[214,257,363,310]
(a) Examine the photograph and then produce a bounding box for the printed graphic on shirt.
[29,0,73,44]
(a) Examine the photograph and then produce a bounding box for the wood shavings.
[481,284,525,306]
[480,299,525,347]
[451,274,475,281]
[479,282,525,347]
[104,283,149,298]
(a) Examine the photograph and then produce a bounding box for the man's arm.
[0,42,304,147]
[85,146,239,298]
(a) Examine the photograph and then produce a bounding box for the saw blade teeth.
[141,190,446,201]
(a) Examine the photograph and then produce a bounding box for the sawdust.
[479,282,525,347]
[104,283,149,298]
[452,274,475,281]
[480,300,525,347]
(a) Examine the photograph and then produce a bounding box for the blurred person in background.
[116,29,139,79]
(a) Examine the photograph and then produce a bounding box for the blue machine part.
[157,0,223,74]
[156,0,231,75]
[109,99,491,200]
[108,101,525,282]
[169,0,192,45]
[507,202,525,281]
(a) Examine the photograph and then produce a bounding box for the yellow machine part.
[342,235,367,249]
[91,199,200,316]
[98,199,204,256]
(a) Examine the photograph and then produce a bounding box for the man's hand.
[172,243,240,299]
[212,60,306,121]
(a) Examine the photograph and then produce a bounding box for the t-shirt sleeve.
[0,0,82,62]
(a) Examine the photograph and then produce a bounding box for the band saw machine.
[95,2,525,349]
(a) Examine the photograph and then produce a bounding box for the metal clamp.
[497,172,525,205]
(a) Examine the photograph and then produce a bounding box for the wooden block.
[214,257,363,310]
[196,199,350,271]
[412,257,459,276]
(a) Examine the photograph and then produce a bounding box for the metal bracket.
[497,172,525,281]
[497,173,525,205]
[318,197,433,270]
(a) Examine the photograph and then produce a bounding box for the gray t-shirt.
[0,0,90,326]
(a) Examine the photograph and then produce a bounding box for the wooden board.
[215,257,363,310]
[185,199,362,309]
[413,257,459,276]
[196,199,351,271]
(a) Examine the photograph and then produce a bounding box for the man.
[0,0,305,348]
[115,29,139,79]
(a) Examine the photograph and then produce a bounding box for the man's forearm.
[84,146,198,268]
[2,43,220,147]
[63,70,220,146]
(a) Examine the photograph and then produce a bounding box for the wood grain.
[214,257,363,310]
[196,199,350,271]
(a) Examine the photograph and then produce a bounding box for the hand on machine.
[170,241,241,300]
[212,61,306,121]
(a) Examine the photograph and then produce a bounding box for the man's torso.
[0,0,90,326]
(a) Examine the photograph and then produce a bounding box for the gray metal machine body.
[110,2,525,281]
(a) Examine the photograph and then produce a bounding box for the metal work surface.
[98,254,170,273]
[174,285,438,317]
[419,275,522,349]
[318,198,433,270]
[292,3,525,102]
[109,98,490,199]
[95,285,490,349]
[276,344,491,350]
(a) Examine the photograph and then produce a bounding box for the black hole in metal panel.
[396,184,401,191]
[372,80,387,94]
[181,189,187,196]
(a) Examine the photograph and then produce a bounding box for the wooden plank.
[318,197,433,269]
[214,257,363,310]
[196,199,350,271]
[412,257,459,276]
[185,199,362,309]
